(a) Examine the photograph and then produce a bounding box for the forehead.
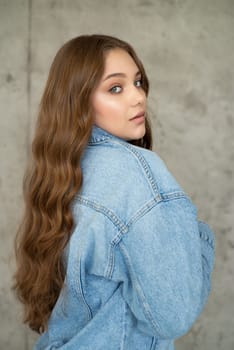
[103,48,139,74]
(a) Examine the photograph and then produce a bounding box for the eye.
[109,85,122,94]
[135,78,143,87]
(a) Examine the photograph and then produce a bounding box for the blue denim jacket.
[35,126,215,350]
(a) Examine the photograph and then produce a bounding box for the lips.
[130,111,145,120]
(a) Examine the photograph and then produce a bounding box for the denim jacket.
[35,126,215,350]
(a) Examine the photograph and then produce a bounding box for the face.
[91,48,147,141]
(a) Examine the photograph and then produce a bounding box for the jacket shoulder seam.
[74,195,128,278]
[74,192,187,278]
[110,140,162,202]
[75,195,128,233]
[126,191,187,227]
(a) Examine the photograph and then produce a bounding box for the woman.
[14,34,215,350]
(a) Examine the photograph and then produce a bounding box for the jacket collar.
[89,125,124,144]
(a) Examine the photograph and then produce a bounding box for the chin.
[132,127,146,140]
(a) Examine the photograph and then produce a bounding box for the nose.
[130,86,146,107]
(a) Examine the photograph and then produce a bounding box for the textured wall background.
[0,0,233,349]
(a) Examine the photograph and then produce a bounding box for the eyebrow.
[103,70,141,82]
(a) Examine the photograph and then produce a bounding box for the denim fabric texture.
[34,126,215,350]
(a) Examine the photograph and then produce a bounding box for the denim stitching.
[126,192,186,228]
[162,191,187,201]
[88,134,186,206]
[88,138,108,145]
[199,223,215,249]
[88,135,111,144]
[110,139,162,201]
[74,195,128,279]
[105,243,115,279]
[70,257,93,322]
[126,198,158,227]
[75,192,189,279]
[89,129,178,204]
[120,300,127,350]
[75,195,128,233]
[150,336,158,350]
[119,242,162,336]
[78,257,93,321]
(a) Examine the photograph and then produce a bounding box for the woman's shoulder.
[84,138,159,180]
[78,139,186,224]
[83,138,183,196]
[121,142,184,194]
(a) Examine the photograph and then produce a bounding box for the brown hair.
[13,34,152,333]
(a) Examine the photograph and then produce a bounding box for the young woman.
[14,34,215,350]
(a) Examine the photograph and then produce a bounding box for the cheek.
[93,93,123,116]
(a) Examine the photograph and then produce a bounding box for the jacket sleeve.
[112,196,215,339]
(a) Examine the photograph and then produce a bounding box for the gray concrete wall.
[0,0,233,349]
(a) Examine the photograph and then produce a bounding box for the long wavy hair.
[13,34,152,333]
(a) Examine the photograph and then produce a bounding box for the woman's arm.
[112,196,215,339]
